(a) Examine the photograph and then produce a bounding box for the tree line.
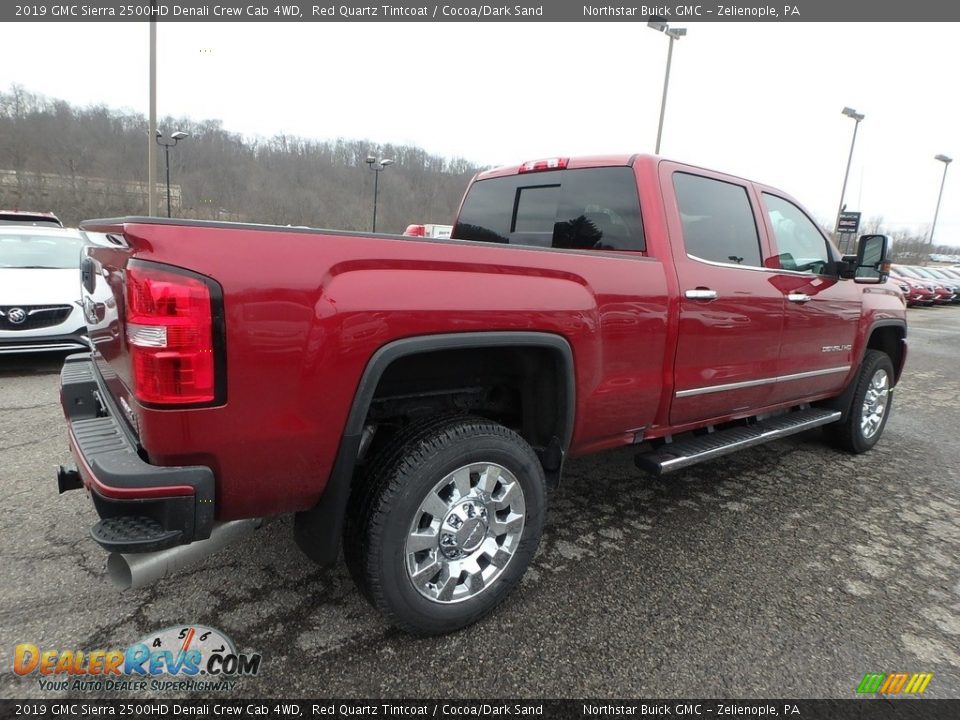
[0,85,481,233]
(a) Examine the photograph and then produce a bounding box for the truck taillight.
[518,157,569,173]
[125,261,223,406]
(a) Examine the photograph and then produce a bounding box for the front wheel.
[823,349,895,453]
[343,415,546,635]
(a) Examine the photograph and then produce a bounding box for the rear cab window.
[453,167,645,252]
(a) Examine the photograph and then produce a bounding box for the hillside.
[0,86,481,232]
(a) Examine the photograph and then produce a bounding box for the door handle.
[684,289,718,301]
[787,293,812,303]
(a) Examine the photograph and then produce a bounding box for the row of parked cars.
[0,211,94,354]
[890,264,960,307]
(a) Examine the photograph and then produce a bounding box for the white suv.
[0,226,90,354]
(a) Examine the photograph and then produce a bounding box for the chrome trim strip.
[684,253,835,278]
[28,306,72,316]
[0,342,89,354]
[677,376,773,397]
[675,365,851,398]
[686,253,769,272]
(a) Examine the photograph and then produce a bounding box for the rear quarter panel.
[84,220,670,519]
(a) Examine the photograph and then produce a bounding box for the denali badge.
[822,344,852,353]
[8,308,27,325]
[119,396,139,434]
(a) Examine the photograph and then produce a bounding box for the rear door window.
[673,172,763,268]
[453,167,645,251]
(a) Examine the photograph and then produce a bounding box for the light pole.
[148,4,157,216]
[648,20,687,155]
[365,156,394,232]
[835,106,864,250]
[155,130,189,218]
[929,154,953,245]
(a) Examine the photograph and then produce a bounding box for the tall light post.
[156,130,189,218]
[929,154,953,245]
[148,5,157,216]
[365,156,394,232]
[648,20,687,155]
[835,106,864,250]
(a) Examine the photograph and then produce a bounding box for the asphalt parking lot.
[1,307,959,700]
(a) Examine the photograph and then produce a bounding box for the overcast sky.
[2,21,958,245]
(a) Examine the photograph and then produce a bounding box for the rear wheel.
[343,415,546,635]
[824,349,894,453]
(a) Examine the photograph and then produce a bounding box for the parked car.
[0,226,90,354]
[892,265,956,305]
[59,154,905,635]
[934,267,960,286]
[913,266,960,304]
[403,223,454,239]
[0,210,63,227]
[888,272,936,307]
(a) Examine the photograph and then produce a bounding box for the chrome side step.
[635,408,842,476]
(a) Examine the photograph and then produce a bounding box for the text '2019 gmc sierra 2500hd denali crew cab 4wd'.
[57,154,906,634]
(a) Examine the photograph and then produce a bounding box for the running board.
[635,408,842,476]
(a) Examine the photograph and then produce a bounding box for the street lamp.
[648,20,687,155]
[834,106,865,251]
[148,7,157,216]
[365,156,394,232]
[156,130,189,218]
[929,154,953,245]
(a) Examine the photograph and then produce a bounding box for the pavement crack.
[0,403,55,412]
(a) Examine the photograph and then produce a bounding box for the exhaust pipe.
[108,518,264,590]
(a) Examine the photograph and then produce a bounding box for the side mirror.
[839,234,890,283]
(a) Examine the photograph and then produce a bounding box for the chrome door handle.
[787,293,812,303]
[684,289,718,300]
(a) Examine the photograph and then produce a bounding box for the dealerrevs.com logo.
[13,625,262,693]
[856,672,934,695]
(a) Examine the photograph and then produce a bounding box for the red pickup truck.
[58,154,906,634]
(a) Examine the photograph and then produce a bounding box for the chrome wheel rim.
[405,463,525,604]
[860,368,890,439]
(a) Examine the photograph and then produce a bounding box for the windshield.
[921,268,951,280]
[0,217,62,227]
[0,233,85,269]
[892,265,924,280]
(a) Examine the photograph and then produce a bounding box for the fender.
[823,318,907,423]
[294,331,576,565]
[861,318,908,384]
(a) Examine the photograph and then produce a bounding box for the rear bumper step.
[92,516,182,554]
[59,353,215,553]
[635,408,842,476]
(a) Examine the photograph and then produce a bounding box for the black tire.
[823,349,895,453]
[343,415,546,635]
